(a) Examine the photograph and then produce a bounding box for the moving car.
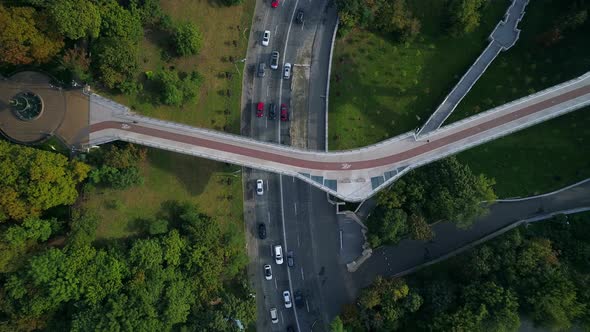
[270,51,280,70]
[256,102,264,118]
[274,245,283,264]
[268,103,276,120]
[283,63,291,79]
[270,308,279,323]
[294,290,304,308]
[257,62,266,77]
[283,290,292,308]
[262,30,270,46]
[280,104,289,121]
[296,9,304,24]
[264,264,272,280]
[258,223,267,239]
[287,251,294,267]
[271,0,279,8]
[256,179,264,195]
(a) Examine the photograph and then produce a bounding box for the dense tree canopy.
[0,5,64,65]
[92,37,140,91]
[367,157,496,246]
[448,0,488,36]
[152,69,203,106]
[49,0,101,40]
[0,141,90,221]
[1,203,253,331]
[343,213,590,331]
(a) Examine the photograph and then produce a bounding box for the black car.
[268,103,276,120]
[287,326,295,332]
[257,62,266,77]
[258,223,267,239]
[287,250,294,267]
[296,9,304,24]
[294,290,304,308]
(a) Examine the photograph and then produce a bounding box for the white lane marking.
[294,202,297,215]
[280,310,284,324]
[306,299,310,312]
[340,229,343,249]
[277,0,300,143]
[265,116,268,129]
[292,176,295,183]
[274,278,278,290]
[301,22,305,31]
[300,267,305,280]
[266,180,269,192]
[274,25,279,35]
[297,234,301,247]
[268,212,271,224]
[266,85,270,97]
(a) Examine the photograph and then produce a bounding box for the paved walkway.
[352,177,590,288]
[87,72,590,201]
[419,0,529,135]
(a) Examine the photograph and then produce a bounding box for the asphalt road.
[241,0,341,331]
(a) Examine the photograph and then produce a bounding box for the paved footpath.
[352,179,590,289]
[419,0,529,135]
[87,72,590,201]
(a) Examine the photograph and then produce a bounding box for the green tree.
[173,22,203,56]
[330,316,345,332]
[92,37,140,91]
[98,0,143,41]
[49,0,101,40]
[448,0,487,36]
[0,141,89,221]
[0,5,64,65]
[408,214,434,241]
[367,208,408,247]
[153,69,203,106]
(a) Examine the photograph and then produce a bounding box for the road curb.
[324,15,339,152]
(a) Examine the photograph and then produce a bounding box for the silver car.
[270,51,279,70]
[283,63,291,79]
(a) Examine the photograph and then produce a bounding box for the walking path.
[418,0,529,135]
[352,177,590,288]
[87,71,590,201]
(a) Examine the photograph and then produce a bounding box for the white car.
[270,307,278,324]
[262,30,270,46]
[274,245,283,265]
[264,264,272,280]
[283,63,291,79]
[283,290,292,308]
[256,179,264,195]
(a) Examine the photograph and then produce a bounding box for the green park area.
[328,0,506,149]
[329,0,590,197]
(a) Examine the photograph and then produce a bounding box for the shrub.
[173,22,203,56]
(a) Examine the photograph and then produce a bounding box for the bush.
[153,69,203,106]
[173,22,203,56]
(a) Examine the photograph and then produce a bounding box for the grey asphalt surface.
[241,0,342,331]
[352,178,590,289]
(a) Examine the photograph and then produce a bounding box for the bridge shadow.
[146,147,218,197]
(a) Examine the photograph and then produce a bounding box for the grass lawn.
[452,0,590,197]
[84,0,255,240]
[327,0,507,150]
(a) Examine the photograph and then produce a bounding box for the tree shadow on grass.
[145,148,218,197]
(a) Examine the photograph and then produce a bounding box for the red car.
[280,104,289,121]
[257,102,264,118]
[271,0,279,8]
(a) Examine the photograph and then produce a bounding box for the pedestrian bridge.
[87,72,590,202]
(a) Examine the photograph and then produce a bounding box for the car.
[262,30,270,46]
[256,179,264,195]
[270,307,279,324]
[258,223,267,239]
[296,9,304,24]
[287,326,295,332]
[287,251,294,267]
[274,245,283,265]
[270,51,279,70]
[256,102,264,118]
[283,290,292,308]
[257,62,266,77]
[264,264,272,280]
[271,0,279,8]
[294,290,304,308]
[283,63,291,79]
[268,103,276,120]
[280,104,289,121]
